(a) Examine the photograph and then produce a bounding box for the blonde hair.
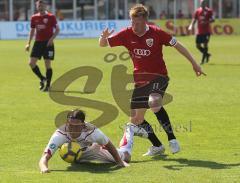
[129,4,149,19]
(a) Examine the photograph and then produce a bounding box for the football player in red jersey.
[99,4,206,156]
[188,0,214,64]
[25,0,60,92]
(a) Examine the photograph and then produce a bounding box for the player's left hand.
[47,39,53,47]
[188,25,192,31]
[117,161,130,168]
[192,63,206,76]
[101,28,114,39]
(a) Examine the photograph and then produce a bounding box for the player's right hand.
[40,168,50,174]
[188,25,192,31]
[101,28,114,39]
[25,44,30,52]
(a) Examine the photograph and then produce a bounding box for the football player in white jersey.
[39,109,130,173]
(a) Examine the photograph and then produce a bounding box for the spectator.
[149,6,156,19]
[119,9,124,19]
[14,9,20,21]
[177,9,184,19]
[56,9,64,20]
[160,10,167,19]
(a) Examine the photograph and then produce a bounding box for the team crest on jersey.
[146,38,154,47]
[43,18,48,24]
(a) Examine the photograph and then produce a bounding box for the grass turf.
[0,35,239,183]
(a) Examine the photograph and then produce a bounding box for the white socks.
[119,124,134,155]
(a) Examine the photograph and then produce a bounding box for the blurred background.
[0,0,239,39]
[0,0,239,21]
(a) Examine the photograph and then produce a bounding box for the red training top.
[194,7,213,35]
[31,12,57,41]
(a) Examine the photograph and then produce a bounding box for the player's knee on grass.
[149,93,163,113]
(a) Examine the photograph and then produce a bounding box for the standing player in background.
[188,0,214,65]
[25,0,60,92]
[99,4,206,156]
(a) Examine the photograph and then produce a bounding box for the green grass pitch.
[0,35,239,183]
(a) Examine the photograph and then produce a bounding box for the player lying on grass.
[39,109,130,173]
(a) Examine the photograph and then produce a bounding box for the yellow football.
[59,142,83,163]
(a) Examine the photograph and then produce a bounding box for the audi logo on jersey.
[133,49,151,56]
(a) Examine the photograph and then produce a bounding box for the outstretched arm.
[39,153,52,173]
[104,140,129,167]
[174,42,206,76]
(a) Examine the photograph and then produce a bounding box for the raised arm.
[99,28,114,47]
[174,41,206,76]
[25,28,35,52]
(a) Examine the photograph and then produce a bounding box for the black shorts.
[30,41,55,60]
[196,34,211,44]
[131,76,169,109]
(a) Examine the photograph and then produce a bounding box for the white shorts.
[78,143,125,163]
